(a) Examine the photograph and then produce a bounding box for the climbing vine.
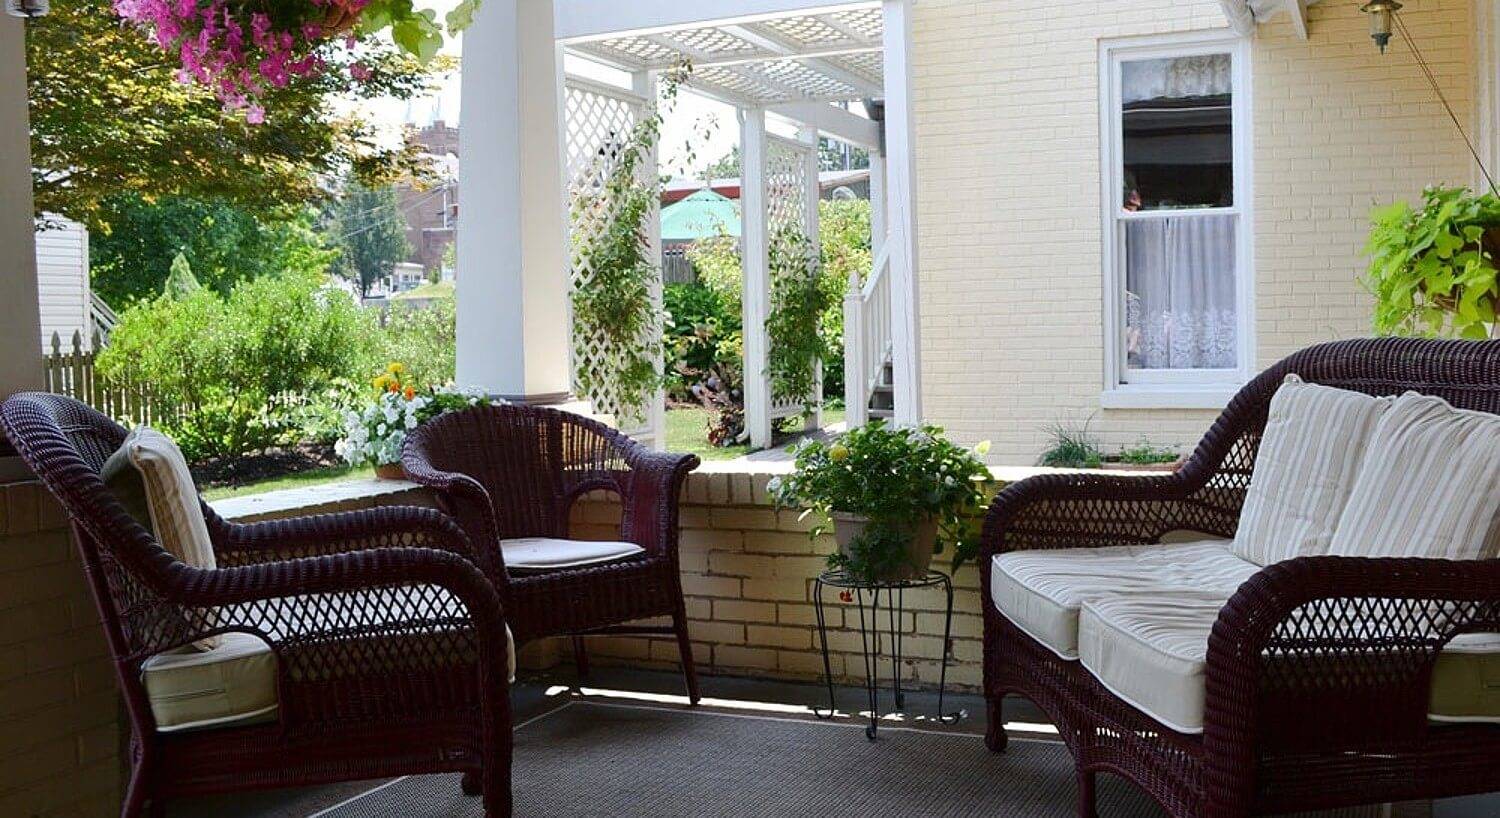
[766,224,832,408]
[569,64,690,424]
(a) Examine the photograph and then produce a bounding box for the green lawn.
[200,464,374,501]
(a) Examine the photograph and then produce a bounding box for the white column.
[883,0,923,426]
[1,18,42,479]
[843,271,867,428]
[1480,0,1500,191]
[741,108,773,449]
[634,69,667,449]
[869,151,887,257]
[456,0,572,403]
[799,127,823,430]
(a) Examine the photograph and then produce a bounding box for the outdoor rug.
[315,699,1385,817]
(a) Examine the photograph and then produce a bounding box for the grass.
[202,406,848,500]
[200,464,374,501]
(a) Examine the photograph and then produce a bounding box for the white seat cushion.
[990,539,1257,659]
[1079,594,1500,734]
[1329,392,1500,561]
[500,537,645,571]
[144,592,517,733]
[1231,375,1391,566]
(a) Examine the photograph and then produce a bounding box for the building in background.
[399,121,460,278]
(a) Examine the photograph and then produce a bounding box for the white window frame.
[1099,30,1254,410]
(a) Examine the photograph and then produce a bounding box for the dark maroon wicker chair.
[402,403,703,702]
[0,393,513,818]
[981,338,1500,817]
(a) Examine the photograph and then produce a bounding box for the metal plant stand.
[812,568,960,740]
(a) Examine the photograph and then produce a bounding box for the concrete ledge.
[210,478,431,523]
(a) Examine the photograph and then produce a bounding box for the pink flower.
[349,62,372,82]
[245,104,265,125]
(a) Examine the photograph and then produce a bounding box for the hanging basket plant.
[113,0,479,120]
[766,223,831,409]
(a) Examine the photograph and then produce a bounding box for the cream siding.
[34,218,91,352]
[911,0,1476,463]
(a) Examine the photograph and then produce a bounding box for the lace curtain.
[1125,213,1238,370]
[1121,54,1231,104]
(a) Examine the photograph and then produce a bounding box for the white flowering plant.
[335,363,492,468]
[768,421,993,574]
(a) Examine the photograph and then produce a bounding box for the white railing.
[844,242,892,427]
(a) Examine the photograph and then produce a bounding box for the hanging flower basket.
[112,0,480,120]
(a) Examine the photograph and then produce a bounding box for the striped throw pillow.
[1231,375,1393,566]
[1329,392,1500,561]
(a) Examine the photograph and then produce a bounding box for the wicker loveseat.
[980,338,1500,817]
[0,394,514,818]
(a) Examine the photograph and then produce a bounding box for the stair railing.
[844,242,892,428]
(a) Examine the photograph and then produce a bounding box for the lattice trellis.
[562,79,661,442]
[765,136,820,420]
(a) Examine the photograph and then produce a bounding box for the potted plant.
[1365,185,1500,339]
[335,362,490,478]
[770,422,992,583]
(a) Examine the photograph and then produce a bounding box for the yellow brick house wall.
[910,0,1476,463]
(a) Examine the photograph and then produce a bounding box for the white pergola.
[455,0,921,449]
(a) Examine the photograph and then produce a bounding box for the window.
[1100,32,1253,408]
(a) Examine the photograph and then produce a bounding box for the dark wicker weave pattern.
[979,338,1500,817]
[403,403,703,701]
[0,393,513,818]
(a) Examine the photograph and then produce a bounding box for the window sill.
[1099,385,1240,410]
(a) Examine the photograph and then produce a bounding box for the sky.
[348,2,804,180]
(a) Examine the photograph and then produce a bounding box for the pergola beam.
[573,41,881,72]
[720,22,883,97]
[556,0,877,43]
[1288,0,1309,40]
[766,101,880,149]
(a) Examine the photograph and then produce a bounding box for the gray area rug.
[319,700,1383,817]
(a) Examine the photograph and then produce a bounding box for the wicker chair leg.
[121,756,151,818]
[1076,769,1098,818]
[673,609,701,705]
[481,739,514,817]
[572,636,590,681]
[984,695,1008,752]
[462,770,483,796]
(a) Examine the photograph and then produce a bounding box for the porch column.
[1,19,42,402]
[456,0,572,403]
[869,150,887,257]
[741,108,773,449]
[1481,0,1500,190]
[882,0,923,426]
[635,69,666,449]
[800,127,823,430]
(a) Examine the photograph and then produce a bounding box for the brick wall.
[0,482,118,817]
[910,0,1477,463]
[553,469,990,692]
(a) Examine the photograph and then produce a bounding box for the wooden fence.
[44,331,168,425]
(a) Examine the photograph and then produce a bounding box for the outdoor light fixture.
[4,0,49,17]
[1360,0,1402,53]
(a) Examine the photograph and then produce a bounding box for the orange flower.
[388,380,401,394]
[403,385,416,400]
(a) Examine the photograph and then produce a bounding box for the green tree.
[89,194,336,307]
[162,253,200,299]
[702,148,741,181]
[332,183,413,297]
[27,0,443,228]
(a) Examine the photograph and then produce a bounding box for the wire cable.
[1395,12,1498,195]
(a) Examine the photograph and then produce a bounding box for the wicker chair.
[403,403,702,701]
[981,338,1500,817]
[0,393,513,818]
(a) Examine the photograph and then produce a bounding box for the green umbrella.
[660,189,741,242]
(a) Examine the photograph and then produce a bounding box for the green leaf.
[446,0,480,33]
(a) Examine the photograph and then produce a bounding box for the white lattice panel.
[563,79,660,440]
[765,136,819,420]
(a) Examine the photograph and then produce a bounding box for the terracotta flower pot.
[830,512,938,582]
[375,462,407,480]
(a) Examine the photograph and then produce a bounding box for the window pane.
[1124,213,1237,371]
[1121,54,1232,211]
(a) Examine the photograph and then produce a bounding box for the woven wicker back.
[407,403,631,541]
[1178,338,1500,540]
[0,393,200,666]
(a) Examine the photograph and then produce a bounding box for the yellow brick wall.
[0,482,119,817]
[550,471,989,693]
[910,0,1476,463]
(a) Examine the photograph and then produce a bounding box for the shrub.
[98,272,377,461]
[376,298,456,390]
[1038,417,1104,469]
[663,282,739,401]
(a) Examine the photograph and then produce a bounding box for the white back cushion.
[1330,392,1500,560]
[1232,375,1392,566]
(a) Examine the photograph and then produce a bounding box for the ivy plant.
[569,65,690,424]
[765,224,833,409]
[1364,186,1500,339]
[769,421,993,580]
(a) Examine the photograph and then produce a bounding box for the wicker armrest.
[619,448,700,554]
[1203,555,1500,783]
[210,505,485,568]
[980,470,1200,563]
